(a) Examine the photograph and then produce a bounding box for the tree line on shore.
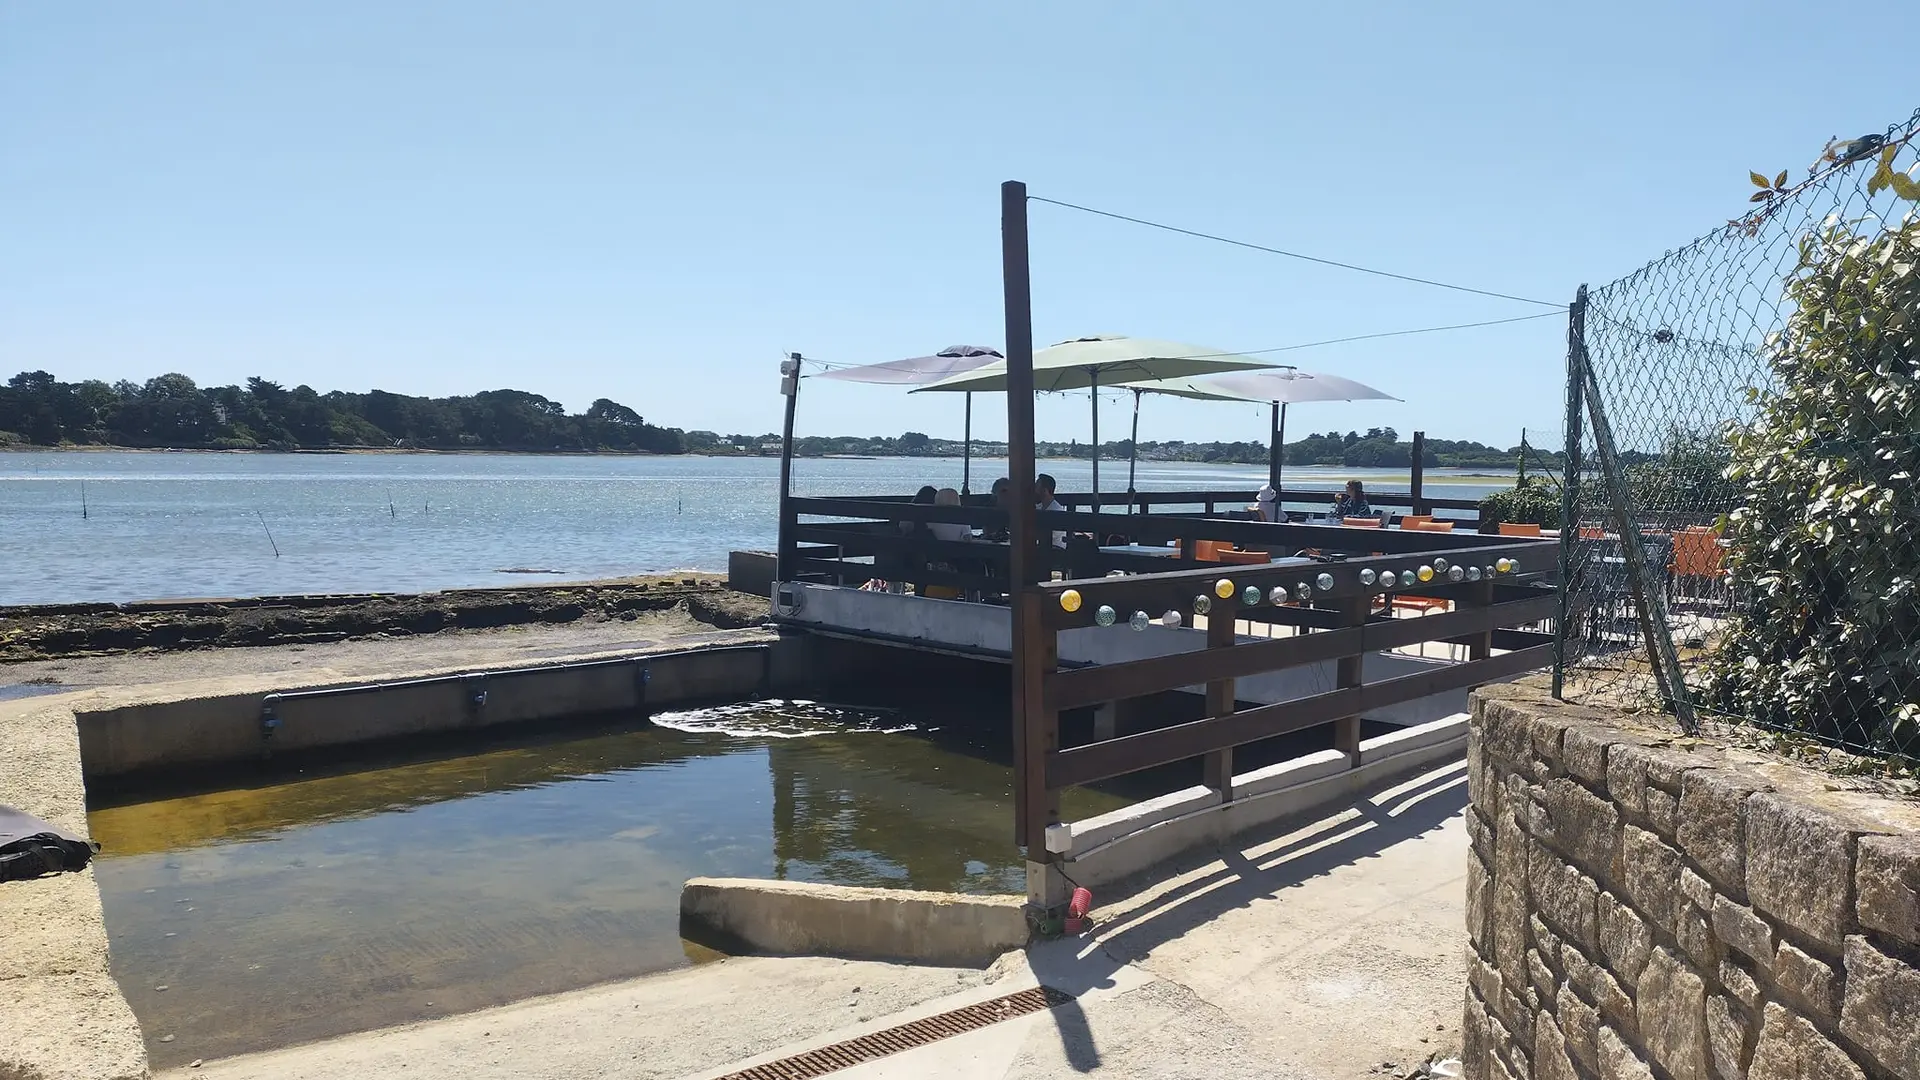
[0,371,685,453]
[2,369,1552,467]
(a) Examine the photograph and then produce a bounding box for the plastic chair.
[1195,540,1227,562]
[1407,519,1456,532]
[1498,522,1543,537]
[1669,528,1724,599]
[1398,514,1434,529]
[1342,517,1383,528]
[1216,548,1269,565]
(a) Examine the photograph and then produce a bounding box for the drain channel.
[713,985,1075,1079]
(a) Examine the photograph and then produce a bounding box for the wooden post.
[1410,430,1427,516]
[1202,598,1236,800]
[775,353,802,586]
[1334,594,1369,762]
[1553,288,1587,698]
[1002,180,1057,876]
[1468,578,1497,661]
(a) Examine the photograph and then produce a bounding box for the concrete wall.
[1464,683,1920,1080]
[1054,713,1470,888]
[780,582,1478,720]
[680,877,1029,968]
[728,550,776,599]
[77,643,771,779]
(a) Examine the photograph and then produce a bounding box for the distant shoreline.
[0,445,1520,483]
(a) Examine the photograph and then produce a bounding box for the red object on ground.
[1063,887,1094,933]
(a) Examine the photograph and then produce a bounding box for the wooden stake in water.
[388,490,397,519]
[256,511,281,557]
[81,480,88,520]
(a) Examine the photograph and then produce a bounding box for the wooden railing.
[1008,536,1559,849]
[782,494,1511,596]
[1051,487,1485,522]
[775,489,1560,862]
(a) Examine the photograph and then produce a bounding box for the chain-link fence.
[1553,106,1920,761]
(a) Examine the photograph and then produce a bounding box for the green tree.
[1702,213,1920,749]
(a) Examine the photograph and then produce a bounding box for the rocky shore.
[0,576,771,663]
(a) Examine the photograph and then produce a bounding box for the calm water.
[1,451,1510,605]
[87,696,1134,1067]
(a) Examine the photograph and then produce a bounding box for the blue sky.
[1,2,1911,448]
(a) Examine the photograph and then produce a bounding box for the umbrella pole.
[962,392,972,495]
[1088,368,1100,516]
[1127,388,1141,514]
[1275,401,1288,508]
[1267,401,1281,490]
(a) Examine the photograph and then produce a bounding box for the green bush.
[1479,475,1561,531]
[0,430,23,448]
[1702,213,1920,749]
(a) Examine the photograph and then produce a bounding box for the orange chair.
[1398,514,1434,529]
[1194,540,1225,562]
[1498,522,1543,537]
[1342,517,1383,528]
[1407,519,1456,532]
[1216,548,1269,565]
[1669,528,1724,597]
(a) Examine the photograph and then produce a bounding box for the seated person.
[1331,479,1372,520]
[928,488,970,542]
[1034,473,1068,549]
[1255,484,1280,522]
[980,477,1013,541]
[900,485,938,535]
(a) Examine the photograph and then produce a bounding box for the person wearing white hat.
[1255,484,1280,522]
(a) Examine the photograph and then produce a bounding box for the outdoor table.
[1097,544,1179,557]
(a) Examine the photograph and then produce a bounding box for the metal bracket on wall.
[462,672,489,713]
[259,694,282,756]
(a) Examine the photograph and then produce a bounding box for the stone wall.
[1464,683,1920,1080]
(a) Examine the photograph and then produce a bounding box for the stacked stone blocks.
[1465,684,1920,1080]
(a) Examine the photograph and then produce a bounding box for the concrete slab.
[157,955,997,1080]
[681,878,1029,967]
[1059,726,1466,884]
[672,760,1472,1080]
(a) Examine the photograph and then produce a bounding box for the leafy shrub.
[1702,213,1920,750]
[1479,475,1561,531]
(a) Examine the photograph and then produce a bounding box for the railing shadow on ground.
[1017,762,1469,1072]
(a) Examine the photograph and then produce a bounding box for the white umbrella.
[813,345,1002,492]
[913,335,1274,510]
[1183,367,1401,492]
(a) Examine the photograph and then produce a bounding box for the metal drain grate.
[713,985,1075,1080]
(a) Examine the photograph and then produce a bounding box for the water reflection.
[86,699,1129,1067]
